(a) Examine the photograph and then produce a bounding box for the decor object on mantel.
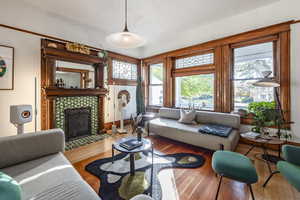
[86,150,204,200]
[66,42,90,55]
[106,0,145,49]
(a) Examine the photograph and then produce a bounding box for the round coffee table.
[241,134,285,173]
[112,137,153,176]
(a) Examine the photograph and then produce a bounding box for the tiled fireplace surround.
[55,96,99,139]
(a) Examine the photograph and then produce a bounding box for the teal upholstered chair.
[212,150,258,200]
[263,145,300,191]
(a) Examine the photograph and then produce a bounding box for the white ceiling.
[18,0,279,58]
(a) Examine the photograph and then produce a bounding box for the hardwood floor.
[65,134,300,200]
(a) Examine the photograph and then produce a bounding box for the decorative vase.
[136,127,143,141]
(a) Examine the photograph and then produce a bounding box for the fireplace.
[64,107,92,141]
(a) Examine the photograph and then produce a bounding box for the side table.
[241,134,285,174]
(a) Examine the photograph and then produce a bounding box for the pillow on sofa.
[178,109,197,124]
[0,172,22,200]
[198,124,232,137]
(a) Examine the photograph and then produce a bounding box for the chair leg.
[248,184,255,200]
[215,175,223,200]
[263,170,280,188]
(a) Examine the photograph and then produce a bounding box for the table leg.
[278,144,281,158]
[130,153,135,176]
[151,145,154,197]
[112,144,115,163]
[262,144,273,174]
[245,144,256,156]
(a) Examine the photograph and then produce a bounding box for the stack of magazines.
[120,139,143,150]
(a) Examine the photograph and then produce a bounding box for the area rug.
[85,151,205,200]
[65,134,110,151]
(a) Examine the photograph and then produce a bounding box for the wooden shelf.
[44,87,108,97]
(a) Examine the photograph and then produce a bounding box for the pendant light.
[106,0,145,49]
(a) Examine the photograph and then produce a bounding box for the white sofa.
[0,129,154,200]
[149,108,240,151]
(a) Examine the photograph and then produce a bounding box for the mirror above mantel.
[55,61,95,89]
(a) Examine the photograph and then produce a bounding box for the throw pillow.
[178,109,197,124]
[0,172,22,200]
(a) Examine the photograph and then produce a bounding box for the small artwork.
[0,45,14,90]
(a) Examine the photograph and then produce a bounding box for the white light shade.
[106,31,146,49]
[252,78,280,88]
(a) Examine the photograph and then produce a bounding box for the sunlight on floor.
[158,169,180,200]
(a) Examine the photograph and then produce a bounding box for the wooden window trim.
[142,21,291,124]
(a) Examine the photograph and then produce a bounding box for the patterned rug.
[85,151,205,200]
[65,134,110,151]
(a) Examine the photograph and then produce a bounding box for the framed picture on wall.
[0,45,14,90]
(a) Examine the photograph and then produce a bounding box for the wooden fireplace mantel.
[43,88,108,97]
[41,39,108,133]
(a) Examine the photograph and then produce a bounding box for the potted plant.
[248,101,276,134]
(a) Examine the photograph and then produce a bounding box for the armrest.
[0,129,65,169]
[282,145,300,166]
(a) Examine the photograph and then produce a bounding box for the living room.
[1,0,300,200]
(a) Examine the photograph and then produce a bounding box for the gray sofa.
[0,129,154,200]
[149,108,240,151]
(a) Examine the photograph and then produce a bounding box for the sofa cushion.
[158,108,240,129]
[1,153,100,200]
[0,129,65,168]
[196,111,240,129]
[159,107,180,119]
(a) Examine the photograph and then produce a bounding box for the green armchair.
[263,145,300,191]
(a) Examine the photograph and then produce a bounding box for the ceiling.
[19,0,279,58]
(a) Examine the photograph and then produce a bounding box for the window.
[175,74,214,110]
[112,59,137,80]
[233,42,275,110]
[149,63,163,106]
[175,53,214,69]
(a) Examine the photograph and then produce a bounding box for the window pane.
[150,63,163,84]
[175,53,214,69]
[233,80,274,110]
[149,85,163,106]
[233,42,274,80]
[233,42,275,110]
[112,60,137,80]
[175,74,214,110]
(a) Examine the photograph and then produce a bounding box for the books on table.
[120,139,143,150]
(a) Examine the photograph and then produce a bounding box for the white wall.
[0,28,41,136]
[290,23,300,139]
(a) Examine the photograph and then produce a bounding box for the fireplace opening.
[64,107,92,141]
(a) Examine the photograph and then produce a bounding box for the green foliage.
[248,101,276,133]
[180,75,213,98]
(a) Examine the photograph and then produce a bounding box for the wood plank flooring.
[65,134,300,200]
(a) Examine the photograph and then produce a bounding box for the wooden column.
[221,45,232,113]
[164,57,173,107]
